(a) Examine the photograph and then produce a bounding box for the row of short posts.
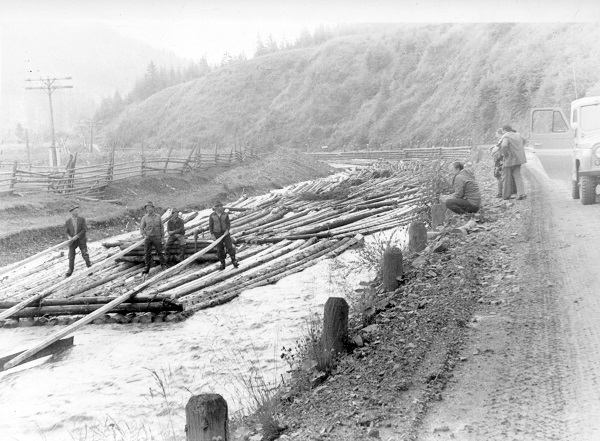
[184,296,350,441]
[383,204,445,291]
[184,211,447,440]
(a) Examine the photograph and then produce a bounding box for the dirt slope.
[417,156,600,440]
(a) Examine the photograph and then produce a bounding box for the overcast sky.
[1,0,599,63]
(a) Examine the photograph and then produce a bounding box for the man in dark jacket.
[444,161,482,215]
[65,205,92,277]
[166,208,186,263]
[140,201,166,274]
[209,201,238,270]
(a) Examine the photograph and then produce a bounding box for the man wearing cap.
[166,208,186,263]
[140,201,166,274]
[65,205,92,277]
[209,201,238,270]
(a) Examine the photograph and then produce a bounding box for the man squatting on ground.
[444,161,482,215]
[209,201,239,270]
[65,205,92,277]
[140,201,166,274]
[166,208,186,263]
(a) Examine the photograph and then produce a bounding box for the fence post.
[183,146,196,173]
[195,144,202,168]
[107,146,115,182]
[383,247,403,291]
[214,144,219,165]
[408,221,427,254]
[164,145,173,173]
[185,394,228,441]
[141,154,146,177]
[323,297,349,357]
[9,160,18,193]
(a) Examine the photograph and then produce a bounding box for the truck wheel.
[572,179,580,199]
[580,175,597,205]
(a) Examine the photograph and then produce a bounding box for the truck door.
[529,107,573,179]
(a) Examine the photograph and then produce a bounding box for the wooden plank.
[0,337,74,372]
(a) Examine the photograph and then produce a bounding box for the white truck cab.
[530,96,600,204]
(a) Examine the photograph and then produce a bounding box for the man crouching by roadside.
[444,161,481,215]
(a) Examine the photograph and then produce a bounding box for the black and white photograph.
[1,0,600,440]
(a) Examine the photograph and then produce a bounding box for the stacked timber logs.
[0,159,463,329]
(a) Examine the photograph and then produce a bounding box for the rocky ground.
[0,148,334,266]
[234,154,540,441]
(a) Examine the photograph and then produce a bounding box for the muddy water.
[0,248,380,441]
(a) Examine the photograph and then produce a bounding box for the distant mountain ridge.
[0,22,184,135]
[102,23,600,152]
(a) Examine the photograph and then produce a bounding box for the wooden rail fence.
[307,146,473,163]
[0,148,257,196]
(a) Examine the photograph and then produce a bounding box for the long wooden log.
[188,235,362,311]
[64,264,144,298]
[163,240,308,300]
[4,301,182,318]
[147,244,272,297]
[3,233,227,370]
[0,239,145,321]
[0,294,176,308]
[0,239,70,277]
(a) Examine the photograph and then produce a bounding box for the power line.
[25,76,73,167]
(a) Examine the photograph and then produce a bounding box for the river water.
[0,242,389,441]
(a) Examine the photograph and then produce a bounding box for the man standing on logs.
[209,201,239,270]
[166,208,186,263]
[65,205,92,277]
[140,201,166,274]
[444,161,481,215]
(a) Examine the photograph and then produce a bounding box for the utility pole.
[79,120,102,152]
[25,77,73,167]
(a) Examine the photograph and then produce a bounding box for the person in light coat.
[499,124,528,200]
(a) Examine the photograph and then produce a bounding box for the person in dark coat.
[166,208,186,263]
[65,205,92,277]
[208,201,238,270]
[444,161,482,215]
[140,201,166,274]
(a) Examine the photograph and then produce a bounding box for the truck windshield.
[580,104,600,131]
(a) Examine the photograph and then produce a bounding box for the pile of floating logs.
[0,159,460,330]
[0,158,476,371]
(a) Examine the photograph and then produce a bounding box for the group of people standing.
[64,201,238,277]
[443,123,528,216]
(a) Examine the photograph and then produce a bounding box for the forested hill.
[103,23,600,152]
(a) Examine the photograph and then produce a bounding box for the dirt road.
[417,156,600,440]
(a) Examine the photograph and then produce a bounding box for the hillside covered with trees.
[101,23,600,152]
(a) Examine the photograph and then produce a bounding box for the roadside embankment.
[238,151,535,441]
